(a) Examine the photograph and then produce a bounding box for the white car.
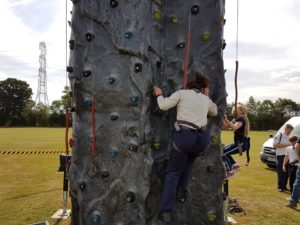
[260,116,300,168]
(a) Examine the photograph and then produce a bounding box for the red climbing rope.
[183,32,191,89]
[65,106,69,155]
[92,96,96,157]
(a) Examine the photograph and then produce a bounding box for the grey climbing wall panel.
[68,0,227,224]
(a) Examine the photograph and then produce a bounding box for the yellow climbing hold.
[154,9,161,21]
[171,16,178,24]
[201,33,210,41]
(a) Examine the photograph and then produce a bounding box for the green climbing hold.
[211,135,218,143]
[207,212,217,221]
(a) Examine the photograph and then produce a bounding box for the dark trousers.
[223,137,249,169]
[159,128,209,212]
[159,147,197,212]
[289,165,297,192]
[276,155,288,190]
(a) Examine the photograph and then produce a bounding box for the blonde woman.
[223,104,250,175]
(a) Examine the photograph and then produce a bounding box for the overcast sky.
[0,0,300,104]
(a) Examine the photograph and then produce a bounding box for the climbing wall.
[68,0,226,224]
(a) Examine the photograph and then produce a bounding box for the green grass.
[0,128,299,225]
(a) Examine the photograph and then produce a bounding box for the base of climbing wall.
[51,209,71,219]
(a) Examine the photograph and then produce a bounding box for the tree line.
[1,78,300,129]
[0,78,70,127]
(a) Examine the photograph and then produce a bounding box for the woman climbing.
[153,72,218,222]
[222,104,250,178]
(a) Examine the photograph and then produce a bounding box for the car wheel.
[267,164,277,169]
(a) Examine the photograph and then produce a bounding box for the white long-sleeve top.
[157,89,218,127]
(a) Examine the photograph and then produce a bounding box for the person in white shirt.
[273,124,294,192]
[285,136,300,209]
[153,73,217,221]
[283,136,299,193]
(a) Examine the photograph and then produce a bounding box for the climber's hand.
[153,87,162,97]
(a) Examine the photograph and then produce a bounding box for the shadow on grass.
[6,188,61,200]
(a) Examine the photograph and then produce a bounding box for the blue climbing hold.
[91,211,101,224]
[124,31,133,39]
[84,99,92,106]
[110,149,119,158]
[130,96,139,105]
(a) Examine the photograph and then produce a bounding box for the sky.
[0,0,300,104]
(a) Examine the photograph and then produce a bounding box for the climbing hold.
[124,31,133,39]
[191,5,200,15]
[69,40,75,50]
[68,21,72,26]
[85,32,94,42]
[201,33,210,41]
[110,149,119,158]
[125,192,135,203]
[224,69,227,73]
[154,9,161,20]
[134,63,143,73]
[152,142,161,150]
[128,144,138,152]
[156,61,161,68]
[88,163,97,177]
[101,170,110,178]
[170,15,178,24]
[91,211,102,225]
[83,70,92,77]
[70,106,76,112]
[110,112,119,121]
[84,99,92,106]
[110,0,118,8]
[207,166,214,173]
[130,96,139,106]
[67,66,73,73]
[176,42,185,49]
[79,182,86,191]
[222,40,226,50]
[207,212,217,222]
[211,135,218,143]
[69,138,74,148]
[108,76,116,85]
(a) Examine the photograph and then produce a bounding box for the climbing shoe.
[158,211,172,223]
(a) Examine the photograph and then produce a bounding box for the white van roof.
[277,116,300,137]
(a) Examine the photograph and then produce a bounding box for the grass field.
[0,128,299,225]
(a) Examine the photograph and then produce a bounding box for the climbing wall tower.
[68,0,226,224]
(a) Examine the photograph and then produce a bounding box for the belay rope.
[234,0,240,112]
[183,0,192,89]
